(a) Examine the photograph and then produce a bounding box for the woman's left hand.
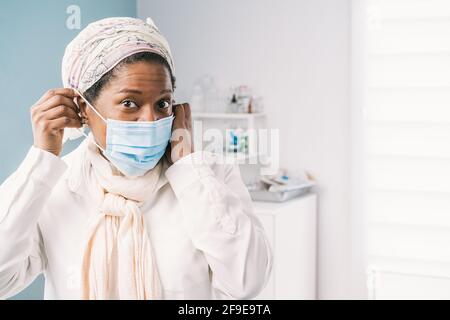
[167,103,194,164]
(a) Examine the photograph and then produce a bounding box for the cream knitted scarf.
[81,133,163,299]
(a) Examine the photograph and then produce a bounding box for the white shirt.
[0,142,272,299]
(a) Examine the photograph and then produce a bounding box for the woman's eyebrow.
[116,88,143,94]
[116,88,173,94]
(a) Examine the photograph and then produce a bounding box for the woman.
[0,17,272,300]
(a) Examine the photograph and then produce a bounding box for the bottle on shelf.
[228,93,239,113]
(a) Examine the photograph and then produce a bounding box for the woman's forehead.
[108,62,172,93]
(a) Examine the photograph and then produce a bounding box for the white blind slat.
[368,0,450,20]
[367,89,450,123]
[368,55,450,87]
[367,123,450,158]
[368,225,450,261]
[367,190,450,227]
[367,157,450,192]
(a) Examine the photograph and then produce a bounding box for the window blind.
[366,0,450,279]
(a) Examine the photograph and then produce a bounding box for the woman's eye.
[121,100,138,109]
[157,100,171,110]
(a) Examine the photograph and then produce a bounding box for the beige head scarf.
[61,17,175,299]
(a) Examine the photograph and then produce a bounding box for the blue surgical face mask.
[74,89,174,177]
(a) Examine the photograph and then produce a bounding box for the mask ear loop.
[72,88,107,153]
[73,88,107,122]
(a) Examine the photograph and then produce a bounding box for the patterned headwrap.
[61,17,175,142]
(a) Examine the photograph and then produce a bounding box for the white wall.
[138,0,353,299]
[349,0,369,299]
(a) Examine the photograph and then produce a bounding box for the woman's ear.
[75,97,89,125]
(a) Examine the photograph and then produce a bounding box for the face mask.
[74,89,174,177]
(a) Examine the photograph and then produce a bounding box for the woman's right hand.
[31,88,82,156]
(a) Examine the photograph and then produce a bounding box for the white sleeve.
[0,146,67,299]
[165,152,273,299]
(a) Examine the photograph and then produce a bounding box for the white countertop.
[252,193,317,215]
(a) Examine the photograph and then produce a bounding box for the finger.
[173,103,185,124]
[36,88,78,106]
[182,103,192,130]
[38,94,80,114]
[173,103,184,111]
[165,141,173,164]
[183,103,191,119]
[42,104,81,121]
[47,116,82,130]
[173,103,191,120]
